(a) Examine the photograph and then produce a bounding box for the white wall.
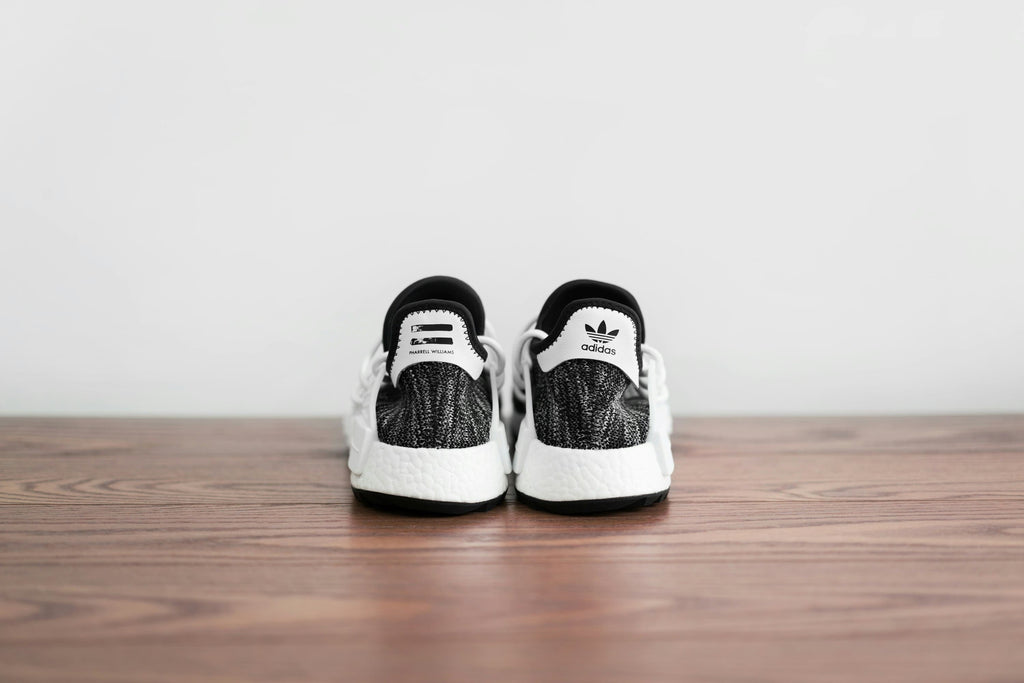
[2,2,1023,416]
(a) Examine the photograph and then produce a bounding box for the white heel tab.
[388,306,485,385]
[535,305,641,386]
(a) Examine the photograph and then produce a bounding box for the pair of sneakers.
[347,276,673,515]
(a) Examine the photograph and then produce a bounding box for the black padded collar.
[536,279,645,342]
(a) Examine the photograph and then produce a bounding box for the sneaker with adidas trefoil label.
[509,280,673,514]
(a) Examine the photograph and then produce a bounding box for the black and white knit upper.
[377,363,492,448]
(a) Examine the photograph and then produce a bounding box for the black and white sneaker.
[347,276,510,514]
[509,280,673,514]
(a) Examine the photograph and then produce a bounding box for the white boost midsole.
[514,437,671,502]
[350,437,510,503]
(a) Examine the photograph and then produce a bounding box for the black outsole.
[515,489,669,515]
[352,488,507,516]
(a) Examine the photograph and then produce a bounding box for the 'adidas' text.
[580,342,617,355]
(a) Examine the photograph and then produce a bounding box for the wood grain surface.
[1,416,1023,682]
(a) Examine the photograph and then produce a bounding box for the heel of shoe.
[376,362,492,449]
[530,360,650,450]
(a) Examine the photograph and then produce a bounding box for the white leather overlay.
[535,306,640,386]
[390,309,484,384]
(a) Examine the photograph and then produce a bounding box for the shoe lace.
[353,342,388,405]
[479,322,507,390]
[511,323,547,404]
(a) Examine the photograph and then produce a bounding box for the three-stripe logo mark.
[584,320,619,344]
[410,323,453,345]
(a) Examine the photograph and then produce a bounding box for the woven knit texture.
[376,363,492,448]
[531,359,649,449]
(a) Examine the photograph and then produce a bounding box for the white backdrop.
[2,2,1023,415]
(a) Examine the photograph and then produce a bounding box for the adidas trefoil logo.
[585,320,618,344]
[582,320,618,355]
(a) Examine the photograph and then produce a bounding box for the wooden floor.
[1,416,1023,682]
